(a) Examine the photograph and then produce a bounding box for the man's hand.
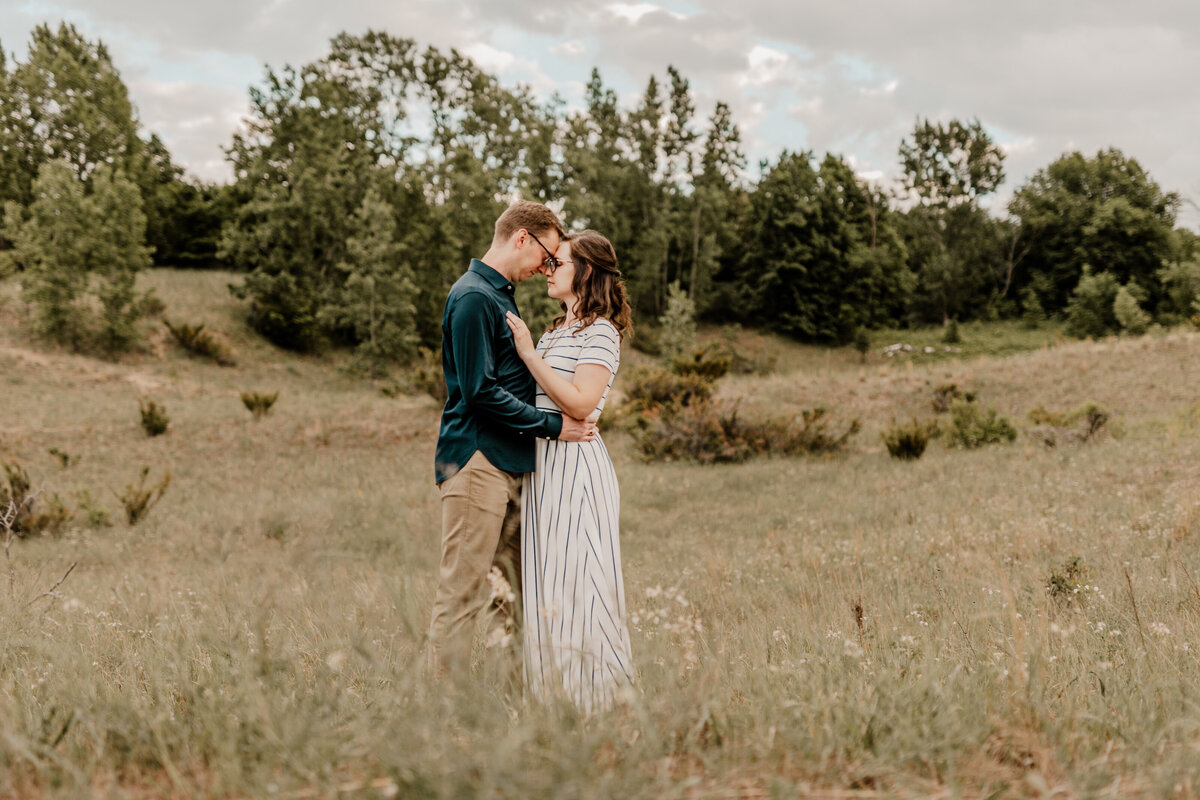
[559,411,600,442]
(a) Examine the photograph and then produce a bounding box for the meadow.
[2,270,1200,798]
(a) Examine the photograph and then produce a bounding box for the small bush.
[409,347,447,403]
[164,320,236,366]
[1020,287,1045,329]
[669,345,731,381]
[931,383,975,414]
[1027,402,1110,447]
[138,399,170,437]
[632,401,859,464]
[76,489,112,529]
[947,399,1017,449]
[1047,556,1087,604]
[1113,284,1151,335]
[118,467,171,525]
[137,289,166,318]
[657,281,697,358]
[852,328,871,362]
[621,367,713,415]
[942,319,961,344]
[883,419,939,460]
[241,391,279,420]
[1065,267,1120,338]
[47,447,78,468]
[1,460,72,537]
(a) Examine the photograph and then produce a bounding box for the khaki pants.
[428,450,523,678]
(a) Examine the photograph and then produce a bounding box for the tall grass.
[1,272,1200,797]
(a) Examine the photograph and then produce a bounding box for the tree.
[898,117,1009,322]
[739,152,910,342]
[4,23,142,202]
[1009,148,1179,312]
[319,185,418,376]
[899,117,1005,208]
[88,164,152,355]
[3,160,91,346]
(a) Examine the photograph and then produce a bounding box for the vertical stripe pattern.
[522,319,633,711]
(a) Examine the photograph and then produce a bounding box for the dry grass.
[1,272,1200,798]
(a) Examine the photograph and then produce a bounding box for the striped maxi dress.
[522,318,634,711]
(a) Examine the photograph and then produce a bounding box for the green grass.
[2,272,1200,797]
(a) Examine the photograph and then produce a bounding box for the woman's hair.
[550,229,633,341]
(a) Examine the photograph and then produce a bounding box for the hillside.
[1,269,1200,798]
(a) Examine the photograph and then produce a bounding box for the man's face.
[517,229,561,282]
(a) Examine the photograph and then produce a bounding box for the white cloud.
[738,44,790,88]
[606,3,685,24]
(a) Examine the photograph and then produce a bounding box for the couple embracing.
[429,201,634,712]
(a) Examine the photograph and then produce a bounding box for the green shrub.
[1,460,73,537]
[1027,402,1110,446]
[241,391,279,420]
[1020,287,1045,329]
[657,281,696,358]
[621,367,713,415]
[408,347,447,403]
[669,345,731,381]
[1065,267,1120,338]
[1047,556,1087,604]
[852,328,871,361]
[948,399,1017,449]
[138,399,170,437]
[632,401,859,464]
[1113,283,1151,335]
[942,319,961,344]
[883,418,939,460]
[48,447,77,468]
[118,467,171,525]
[931,383,975,414]
[165,320,236,366]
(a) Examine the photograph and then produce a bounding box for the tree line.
[1,23,1197,370]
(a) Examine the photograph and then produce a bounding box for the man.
[430,201,596,677]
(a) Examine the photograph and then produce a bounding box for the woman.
[504,229,634,712]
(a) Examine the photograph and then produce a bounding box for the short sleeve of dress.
[577,319,620,374]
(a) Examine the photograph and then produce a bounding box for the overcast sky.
[3,0,1198,228]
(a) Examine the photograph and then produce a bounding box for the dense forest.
[2,23,1197,370]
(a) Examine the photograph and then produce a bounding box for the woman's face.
[546,240,577,303]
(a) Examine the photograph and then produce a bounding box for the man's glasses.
[527,230,562,274]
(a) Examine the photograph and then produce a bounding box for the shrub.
[165,320,236,366]
[621,367,713,416]
[632,401,859,464]
[408,347,447,403]
[852,328,871,361]
[1113,283,1151,335]
[1047,556,1087,604]
[669,345,731,381]
[1027,402,1110,446]
[48,447,77,468]
[1020,287,1046,329]
[118,467,171,525]
[931,383,975,414]
[241,391,279,420]
[942,319,961,344]
[1,460,73,537]
[947,399,1017,449]
[1065,267,1120,338]
[138,399,170,437]
[883,419,939,460]
[657,281,697,358]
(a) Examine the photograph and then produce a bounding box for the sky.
[3,0,1198,229]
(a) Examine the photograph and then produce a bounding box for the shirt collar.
[469,259,514,293]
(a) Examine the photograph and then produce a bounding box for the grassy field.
[2,271,1200,798]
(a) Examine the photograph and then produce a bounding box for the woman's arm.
[505,311,612,420]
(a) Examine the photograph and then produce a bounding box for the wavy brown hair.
[550,229,633,341]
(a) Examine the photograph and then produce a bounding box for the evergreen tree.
[3,160,91,347]
[88,163,152,355]
[319,185,418,377]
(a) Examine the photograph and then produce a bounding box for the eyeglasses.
[527,230,562,273]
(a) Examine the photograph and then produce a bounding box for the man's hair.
[494,201,564,243]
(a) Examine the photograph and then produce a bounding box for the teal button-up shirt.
[434,259,564,483]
